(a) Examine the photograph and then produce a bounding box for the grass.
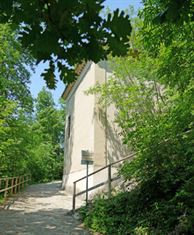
[0,193,5,205]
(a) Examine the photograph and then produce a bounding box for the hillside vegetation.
[79,1,194,234]
[0,24,64,183]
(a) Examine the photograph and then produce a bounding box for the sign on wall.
[81,150,93,165]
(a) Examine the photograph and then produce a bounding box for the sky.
[29,0,142,104]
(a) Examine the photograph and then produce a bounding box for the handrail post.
[17,177,19,193]
[14,177,17,194]
[26,175,28,186]
[18,176,21,192]
[108,164,111,198]
[15,177,17,193]
[22,176,24,189]
[26,175,30,185]
[11,177,14,194]
[4,178,9,198]
[72,182,76,213]
[86,162,89,205]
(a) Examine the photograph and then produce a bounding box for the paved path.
[0,182,91,235]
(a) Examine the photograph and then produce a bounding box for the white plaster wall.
[62,63,95,193]
[93,63,106,166]
[106,104,129,163]
[64,167,94,196]
[71,63,95,171]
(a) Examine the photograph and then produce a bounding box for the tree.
[140,0,194,91]
[0,0,132,88]
[142,0,193,24]
[0,24,34,177]
[29,88,64,182]
[0,24,64,182]
[35,88,64,149]
[0,24,33,111]
[82,9,194,233]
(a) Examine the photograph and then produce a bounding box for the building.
[61,61,129,195]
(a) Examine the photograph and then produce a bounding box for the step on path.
[0,181,91,235]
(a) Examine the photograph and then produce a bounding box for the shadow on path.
[0,181,90,235]
[0,208,88,235]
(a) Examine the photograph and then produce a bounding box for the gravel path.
[0,181,91,235]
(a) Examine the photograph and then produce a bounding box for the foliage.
[0,89,64,182]
[29,88,65,182]
[0,193,5,205]
[80,3,194,233]
[0,24,64,182]
[0,0,132,88]
[142,0,193,24]
[0,24,34,177]
[80,181,194,234]
[139,4,194,92]
[79,193,138,235]
[0,24,33,111]
[83,73,194,234]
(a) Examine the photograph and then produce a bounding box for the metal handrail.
[72,153,136,212]
[73,154,136,184]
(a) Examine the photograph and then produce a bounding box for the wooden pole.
[4,178,9,198]
[22,176,24,189]
[14,177,17,194]
[11,177,14,194]
[17,177,19,193]
[26,175,28,186]
[18,177,21,192]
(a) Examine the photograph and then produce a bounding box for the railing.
[0,175,31,199]
[72,153,136,212]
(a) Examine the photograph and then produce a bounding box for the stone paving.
[0,182,91,235]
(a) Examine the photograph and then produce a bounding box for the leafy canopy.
[0,24,33,111]
[142,0,193,24]
[0,0,132,88]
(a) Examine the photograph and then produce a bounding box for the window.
[67,115,71,138]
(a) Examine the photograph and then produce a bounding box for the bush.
[79,180,194,234]
[80,193,136,235]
